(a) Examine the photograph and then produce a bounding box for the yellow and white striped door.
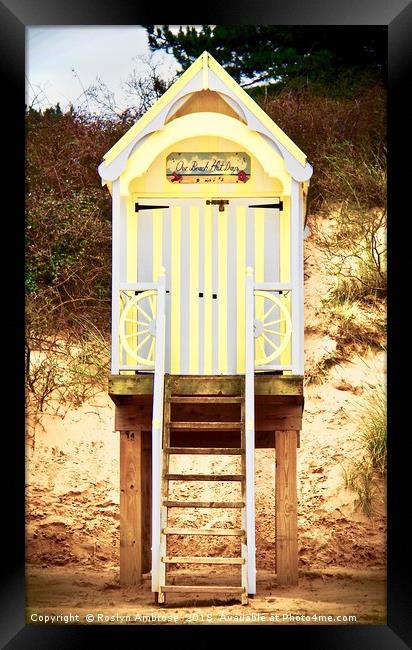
[131,197,283,374]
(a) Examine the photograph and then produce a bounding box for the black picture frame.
[4,1,410,646]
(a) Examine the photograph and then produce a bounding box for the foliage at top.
[145,25,387,90]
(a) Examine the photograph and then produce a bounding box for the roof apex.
[100,50,311,179]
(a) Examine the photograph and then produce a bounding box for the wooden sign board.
[166,152,251,184]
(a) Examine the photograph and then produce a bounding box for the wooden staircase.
[156,376,248,605]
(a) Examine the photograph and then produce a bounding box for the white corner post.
[245,267,256,594]
[110,179,121,374]
[151,268,166,593]
[291,180,304,375]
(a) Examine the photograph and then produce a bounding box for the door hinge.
[206,199,229,212]
[135,203,169,212]
[248,201,283,211]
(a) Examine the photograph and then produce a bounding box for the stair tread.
[164,500,245,508]
[162,556,245,564]
[163,527,245,536]
[165,473,244,481]
[164,447,244,455]
[169,396,242,403]
[161,585,245,593]
[167,421,242,429]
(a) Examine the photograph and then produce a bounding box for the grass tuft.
[342,384,386,516]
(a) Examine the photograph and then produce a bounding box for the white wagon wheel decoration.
[119,290,157,366]
[254,291,292,366]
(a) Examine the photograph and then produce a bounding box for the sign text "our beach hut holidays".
[166,152,251,183]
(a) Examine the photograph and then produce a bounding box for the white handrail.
[245,267,256,595]
[151,268,166,593]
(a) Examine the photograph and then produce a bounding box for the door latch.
[206,199,229,212]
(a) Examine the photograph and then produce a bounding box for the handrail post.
[245,267,256,594]
[151,267,166,593]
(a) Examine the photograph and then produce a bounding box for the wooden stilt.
[120,429,142,585]
[141,434,152,575]
[275,430,298,586]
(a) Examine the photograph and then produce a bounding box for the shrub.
[25,106,127,333]
[358,386,386,476]
[260,83,386,211]
[342,385,386,516]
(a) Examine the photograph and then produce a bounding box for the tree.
[145,25,386,87]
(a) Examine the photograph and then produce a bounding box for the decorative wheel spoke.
[254,291,292,366]
[262,333,279,351]
[136,304,151,322]
[263,328,285,336]
[147,338,155,363]
[125,318,149,327]
[119,290,157,366]
[125,328,149,338]
[263,302,276,321]
[257,337,265,358]
[136,333,151,352]
[264,319,283,327]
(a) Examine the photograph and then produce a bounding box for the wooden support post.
[120,429,142,585]
[141,433,152,574]
[275,430,298,586]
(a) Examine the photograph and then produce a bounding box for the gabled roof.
[98,51,312,184]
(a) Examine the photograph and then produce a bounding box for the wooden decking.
[109,373,303,398]
[109,374,303,449]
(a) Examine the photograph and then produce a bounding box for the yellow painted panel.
[280,196,291,284]
[127,132,286,198]
[125,197,137,370]
[204,204,213,374]
[127,195,137,282]
[236,206,246,373]
[254,208,265,283]
[218,208,228,374]
[166,90,245,124]
[189,206,200,374]
[280,196,291,367]
[122,113,290,191]
[254,208,265,362]
[152,209,163,281]
[171,207,181,373]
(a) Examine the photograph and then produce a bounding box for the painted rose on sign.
[166,152,251,183]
